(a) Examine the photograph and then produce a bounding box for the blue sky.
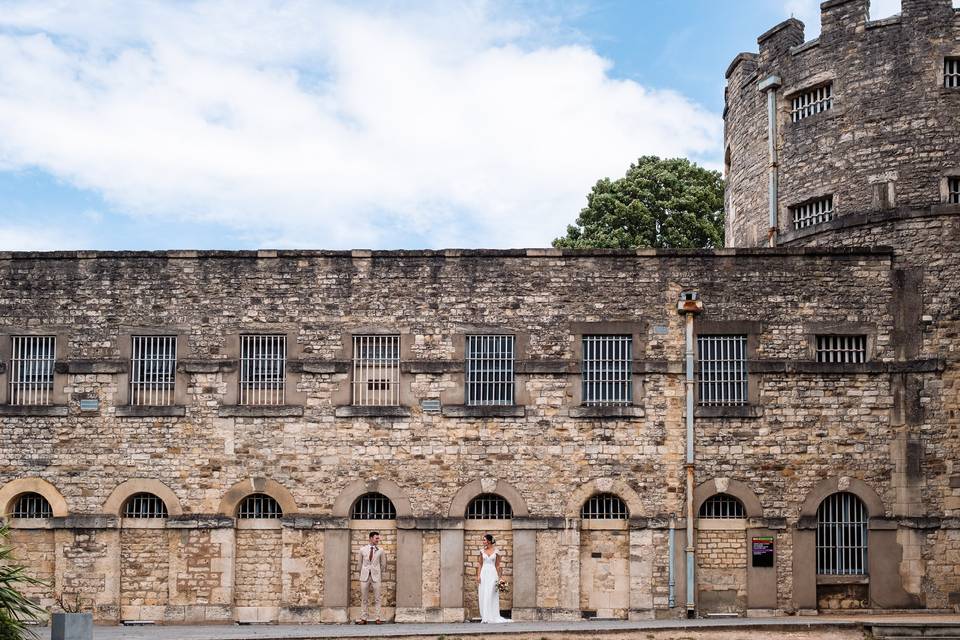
[0,0,905,250]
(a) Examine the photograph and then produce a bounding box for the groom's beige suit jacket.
[358,544,387,582]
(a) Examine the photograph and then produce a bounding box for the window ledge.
[0,405,68,417]
[218,405,304,418]
[569,406,644,419]
[335,405,411,418]
[115,405,186,418]
[695,405,762,419]
[441,405,525,418]
[816,575,869,585]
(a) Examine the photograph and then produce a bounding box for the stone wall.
[695,529,746,614]
[119,528,169,613]
[9,529,55,609]
[349,528,396,617]
[463,528,512,619]
[235,529,281,612]
[579,528,630,617]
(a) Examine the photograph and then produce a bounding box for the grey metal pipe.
[758,75,782,247]
[684,310,695,616]
[668,514,676,608]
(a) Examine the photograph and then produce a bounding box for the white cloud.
[0,1,722,249]
[784,0,904,38]
[0,225,91,251]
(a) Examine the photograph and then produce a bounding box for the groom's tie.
[369,546,374,562]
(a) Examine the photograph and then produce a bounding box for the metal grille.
[697,335,748,406]
[816,492,868,575]
[816,335,867,363]
[239,334,286,405]
[352,335,400,406]
[351,493,397,520]
[791,83,832,122]
[9,335,56,406]
[237,493,283,519]
[581,493,629,519]
[466,493,513,519]
[699,493,745,519]
[465,335,515,406]
[792,196,834,230]
[130,335,177,406]
[949,177,960,204]
[122,493,168,518]
[582,335,632,406]
[11,492,53,518]
[945,58,960,88]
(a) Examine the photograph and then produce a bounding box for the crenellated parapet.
[724,0,960,249]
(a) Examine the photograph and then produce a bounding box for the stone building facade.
[0,0,957,624]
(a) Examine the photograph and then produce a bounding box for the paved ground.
[31,614,960,640]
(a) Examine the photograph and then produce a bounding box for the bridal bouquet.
[496,579,509,593]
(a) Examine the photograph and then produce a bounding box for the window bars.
[697,335,748,406]
[816,335,867,363]
[465,335,515,406]
[130,335,177,406]
[122,493,168,518]
[582,335,632,406]
[581,493,629,519]
[466,493,513,519]
[352,335,401,406]
[699,493,746,519]
[9,335,56,406]
[791,83,833,122]
[12,493,53,518]
[352,492,397,520]
[792,196,834,230]
[949,176,960,205]
[239,334,286,405]
[945,58,960,89]
[237,493,283,519]
[816,492,868,575]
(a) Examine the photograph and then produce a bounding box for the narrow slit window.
[816,335,867,363]
[351,492,397,520]
[582,335,632,406]
[945,58,960,89]
[237,493,283,519]
[239,334,286,405]
[948,176,960,204]
[122,493,168,519]
[581,493,629,519]
[699,494,745,519]
[466,493,513,520]
[9,335,56,406]
[791,83,833,122]
[465,335,515,406]
[130,335,177,406]
[697,335,748,406]
[792,195,834,230]
[352,335,401,406]
[12,493,53,518]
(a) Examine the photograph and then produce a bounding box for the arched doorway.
[579,493,630,619]
[462,493,513,620]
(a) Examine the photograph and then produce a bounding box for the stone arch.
[332,478,411,518]
[563,478,643,518]
[104,478,183,516]
[798,476,885,518]
[449,479,529,518]
[219,477,297,517]
[0,478,69,517]
[694,477,763,518]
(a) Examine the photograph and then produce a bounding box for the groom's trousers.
[360,579,382,620]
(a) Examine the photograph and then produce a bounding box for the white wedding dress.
[478,549,511,623]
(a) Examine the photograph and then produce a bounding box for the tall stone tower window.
[237,493,283,519]
[11,492,53,519]
[696,335,748,406]
[945,57,960,89]
[239,334,287,405]
[816,492,867,576]
[129,335,177,406]
[465,334,515,406]
[790,83,833,122]
[351,334,401,407]
[699,494,745,519]
[122,493,169,519]
[791,195,834,230]
[581,335,632,406]
[466,494,512,520]
[8,335,56,406]
[949,176,960,204]
[581,493,629,520]
[352,493,397,520]
[816,335,867,363]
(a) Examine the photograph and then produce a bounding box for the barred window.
[466,493,513,520]
[581,493,629,519]
[130,335,177,406]
[352,335,400,406]
[816,335,867,363]
[791,83,832,122]
[465,335,515,406]
[792,196,834,230]
[949,176,960,204]
[11,493,53,519]
[945,57,960,89]
[122,493,168,519]
[582,335,632,406]
[237,493,283,519]
[697,335,748,406]
[9,335,56,406]
[352,493,397,520]
[699,494,745,519]
[817,492,868,576]
[239,334,286,405]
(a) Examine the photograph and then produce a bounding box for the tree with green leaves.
[0,524,46,640]
[553,156,724,249]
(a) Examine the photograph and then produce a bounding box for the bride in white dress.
[476,534,511,624]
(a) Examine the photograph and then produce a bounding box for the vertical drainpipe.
[668,514,676,608]
[677,291,703,618]
[758,75,782,247]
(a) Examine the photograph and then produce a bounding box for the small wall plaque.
[79,399,99,412]
[421,399,441,413]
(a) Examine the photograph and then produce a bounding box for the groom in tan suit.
[356,531,387,624]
